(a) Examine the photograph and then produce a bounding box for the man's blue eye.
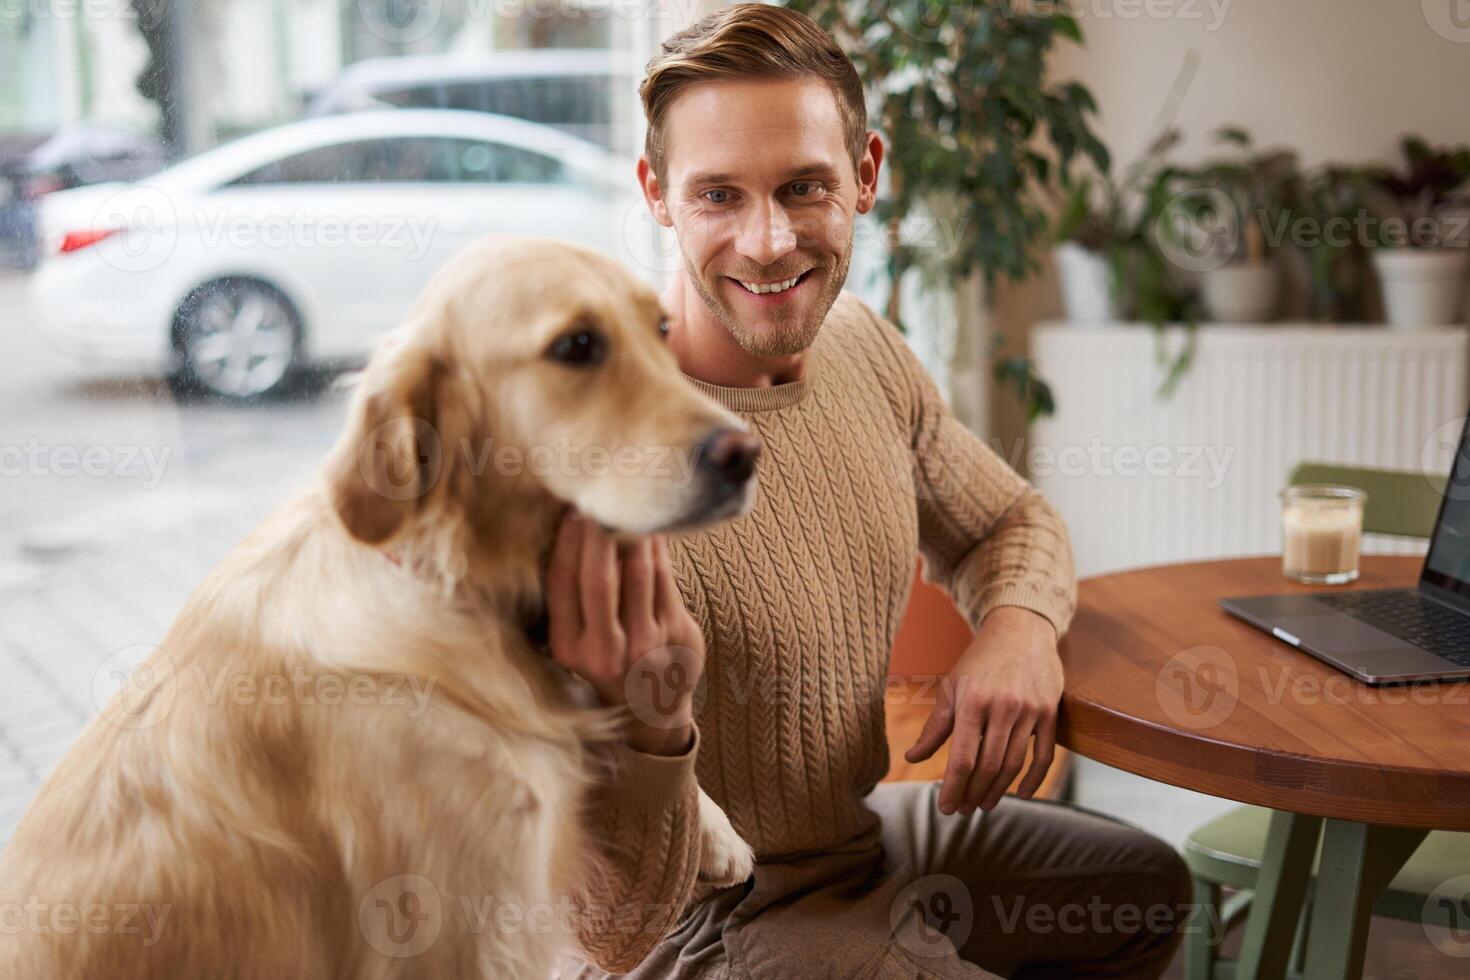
[705,190,729,204]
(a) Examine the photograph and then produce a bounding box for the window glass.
[0,1,680,855]
[230,138,565,186]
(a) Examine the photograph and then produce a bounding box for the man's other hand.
[903,607,1063,815]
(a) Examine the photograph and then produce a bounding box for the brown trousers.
[558,782,1194,979]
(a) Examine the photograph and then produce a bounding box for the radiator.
[1028,323,1469,578]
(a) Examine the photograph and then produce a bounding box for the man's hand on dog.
[903,607,1064,816]
[548,510,704,756]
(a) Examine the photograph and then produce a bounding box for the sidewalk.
[0,269,344,843]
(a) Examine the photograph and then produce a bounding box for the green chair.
[1182,462,1468,980]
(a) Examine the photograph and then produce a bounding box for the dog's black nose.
[698,428,762,485]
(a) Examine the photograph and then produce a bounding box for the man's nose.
[734,198,798,267]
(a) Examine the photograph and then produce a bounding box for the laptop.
[1220,416,1470,685]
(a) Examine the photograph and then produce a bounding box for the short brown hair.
[639,4,868,182]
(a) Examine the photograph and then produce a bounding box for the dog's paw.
[695,789,754,887]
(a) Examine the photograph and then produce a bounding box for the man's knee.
[1106,829,1194,974]
[1129,828,1193,908]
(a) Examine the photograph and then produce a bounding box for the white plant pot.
[1371,248,1469,328]
[1054,243,1116,324]
[1201,262,1279,323]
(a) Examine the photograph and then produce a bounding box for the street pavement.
[0,271,350,844]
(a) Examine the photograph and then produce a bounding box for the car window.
[228,137,566,185]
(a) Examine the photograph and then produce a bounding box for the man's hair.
[639,3,867,183]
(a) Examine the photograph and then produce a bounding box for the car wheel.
[172,278,301,402]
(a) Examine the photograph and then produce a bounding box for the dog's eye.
[658,317,670,340]
[546,329,606,367]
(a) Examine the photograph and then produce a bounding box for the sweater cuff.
[604,726,701,814]
[966,581,1075,638]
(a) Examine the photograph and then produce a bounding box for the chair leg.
[1235,810,1322,980]
[1186,877,1221,980]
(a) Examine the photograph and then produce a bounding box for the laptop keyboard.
[1316,590,1470,667]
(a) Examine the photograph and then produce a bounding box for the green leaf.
[1054,14,1083,44]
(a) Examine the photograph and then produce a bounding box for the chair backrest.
[1288,463,1447,540]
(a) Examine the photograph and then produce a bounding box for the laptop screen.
[1422,415,1470,601]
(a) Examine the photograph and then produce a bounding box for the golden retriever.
[0,237,758,979]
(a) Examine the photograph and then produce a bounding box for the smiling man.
[551,6,1192,979]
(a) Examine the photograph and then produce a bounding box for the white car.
[31,110,645,400]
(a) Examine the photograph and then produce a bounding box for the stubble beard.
[683,231,854,358]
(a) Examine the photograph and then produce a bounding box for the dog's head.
[325,237,760,568]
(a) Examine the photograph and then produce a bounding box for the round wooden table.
[1056,556,1470,980]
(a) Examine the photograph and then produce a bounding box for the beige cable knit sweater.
[571,292,1076,972]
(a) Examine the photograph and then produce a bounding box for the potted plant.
[1361,137,1470,328]
[1287,164,1373,322]
[1053,128,1185,325]
[1052,175,1118,323]
[1161,127,1296,322]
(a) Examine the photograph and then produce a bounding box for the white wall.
[1048,0,1470,169]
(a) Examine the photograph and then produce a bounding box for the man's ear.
[637,155,673,227]
[326,337,445,545]
[856,131,884,214]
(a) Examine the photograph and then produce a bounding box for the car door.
[410,137,633,278]
[203,139,445,359]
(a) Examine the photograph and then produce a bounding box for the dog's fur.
[0,238,756,978]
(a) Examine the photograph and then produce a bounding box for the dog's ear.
[326,337,446,545]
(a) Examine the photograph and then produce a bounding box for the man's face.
[649,76,874,357]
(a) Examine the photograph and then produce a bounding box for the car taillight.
[59,229,120,254]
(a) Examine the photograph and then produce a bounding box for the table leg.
[1299,820,1428,980]
[1235,810,1323,980]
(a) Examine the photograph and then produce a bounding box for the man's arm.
[865,308,1076,816]
[908,390,1075,636]
[570,736,704,972]
[547,514,706,972]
